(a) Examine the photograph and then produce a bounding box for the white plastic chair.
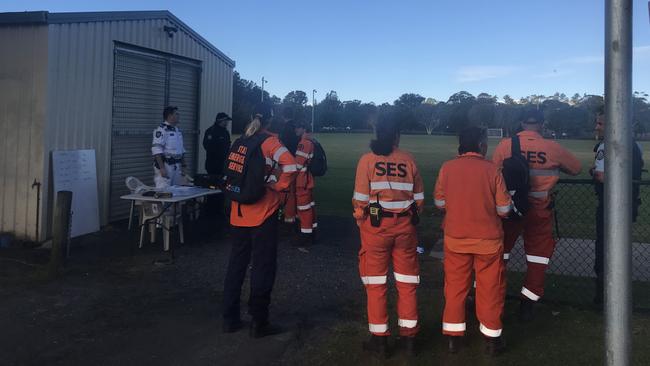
[125,176,184,251]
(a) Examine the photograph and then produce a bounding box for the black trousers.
[222,212,279,324]
[595,198,604,293]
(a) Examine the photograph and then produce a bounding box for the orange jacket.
[230,130,297,227]
[352,148,425,220]
[295,134,315,191]
[492,131,581,207]
[434,153,511,254]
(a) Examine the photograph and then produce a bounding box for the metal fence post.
[605,0,633,365]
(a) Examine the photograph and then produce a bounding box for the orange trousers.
[443,247,505,338]
[296,189,316,234]
[502,207,555,301]
[282,182,297,223]
[358,216,419,337]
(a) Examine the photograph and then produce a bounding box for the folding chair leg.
[164,216,171,251]
[179,218,185,244]
[128,201,135,230]
[150,223,156,243]
[139,224,145,248]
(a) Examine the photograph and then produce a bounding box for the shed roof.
[0,10,235,67]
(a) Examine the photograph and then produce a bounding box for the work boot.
[249,320,284,338]
[222,319,243,333]
[297,233,312,253]
[447,335,464,354]
[519,298,535,322]
[362,335,389,359]
[484,336,506,357]
[398,336,417,357]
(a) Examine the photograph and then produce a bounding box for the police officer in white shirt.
[152,106,186,188]
[590,106,644,304]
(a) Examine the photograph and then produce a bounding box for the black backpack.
[223,133,273,205]
[501,135,530,218]
[308,138,328,177]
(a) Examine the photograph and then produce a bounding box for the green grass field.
[312,133,650,218]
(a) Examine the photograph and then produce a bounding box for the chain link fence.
[506,179,650,310]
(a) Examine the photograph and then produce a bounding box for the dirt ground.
[0,215,410,366]
[5,215,649,365]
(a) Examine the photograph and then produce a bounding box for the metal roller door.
[109,47,201,221]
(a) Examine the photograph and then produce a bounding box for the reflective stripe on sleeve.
[301,228,313,234]
[521,287,541,301]
[413,192,425,200]
[503,253,510,260]
[435,199,446,208]
[530,169,560,177]
[526,255,550,265]
[529,191,548,198]
[496,204,511,214]
[369,323,388,333]
[282,164,298,173]
[353,192,370,201]
[394,272,420,284]
[296,151,313,159]
[361,276,387,285]
[379,200,414,209]
[273,147,289,162]
[370,181,414,191]
[398,319,418,328]
[480,323,502,338]
[297,204,312,211]
[442,322,466,332]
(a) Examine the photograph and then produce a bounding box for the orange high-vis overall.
[492,131,581,301]
[295,135,317,234]
[229,131,298,227]
[353,148,424,337]
[434,152,511,338]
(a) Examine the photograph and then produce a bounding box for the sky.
[3,0,650,104]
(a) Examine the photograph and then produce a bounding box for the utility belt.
[366,200,419,227]
[153,156,182,169]
[163,156,182,164]
[379,211,411,218]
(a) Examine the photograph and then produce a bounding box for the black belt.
[163,157,182,164]
[380,211,410,218]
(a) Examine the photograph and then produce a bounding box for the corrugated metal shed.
[0,24,48,240]
[0,11,235,241]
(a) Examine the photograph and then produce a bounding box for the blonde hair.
[244,114,263,137]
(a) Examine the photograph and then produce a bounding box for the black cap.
[215,112,232,123]
[521,109,544,124]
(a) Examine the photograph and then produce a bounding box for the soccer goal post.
[487,128,503,138]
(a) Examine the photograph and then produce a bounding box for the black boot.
[222,319,243,333]
[362,335,389,359]
[484,336,506,356]
[398,336,417,357]
[519,298,534,322]
[297,233,312,253]
[249,320,284,338]
[447,336,464,354]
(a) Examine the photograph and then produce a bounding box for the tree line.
[231,72,650,138]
